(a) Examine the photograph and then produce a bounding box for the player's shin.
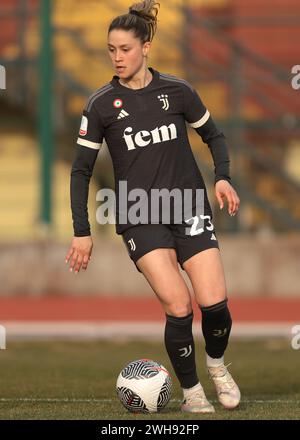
[164,312,215,413]
[200,298,240,409]
[164,312,198,389]
[200,298,232,362]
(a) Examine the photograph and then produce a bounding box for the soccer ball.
[116,358,172,413]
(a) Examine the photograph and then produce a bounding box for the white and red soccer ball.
[116,359,172,413]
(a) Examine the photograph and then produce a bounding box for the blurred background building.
[0,0,300,298]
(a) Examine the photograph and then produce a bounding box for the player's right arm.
[66,101,104,273]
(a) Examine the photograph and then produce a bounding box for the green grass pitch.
[0,339,299,420]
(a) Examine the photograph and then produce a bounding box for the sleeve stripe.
[86,85,114,112]
[160,74,194,91]
[189,110,210,128]
[77,138,102,150]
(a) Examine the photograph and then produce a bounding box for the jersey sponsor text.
[123,123,178,150]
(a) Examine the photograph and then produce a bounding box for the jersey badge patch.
[113,99,123,108]
[79,116,88,136]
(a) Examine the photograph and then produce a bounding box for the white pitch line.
[1,321,296,340]
[0,398,298,404]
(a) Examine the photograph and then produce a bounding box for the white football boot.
[208,363,241,409]
[181,383,215,414]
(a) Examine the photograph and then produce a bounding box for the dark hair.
[108,0,160,44]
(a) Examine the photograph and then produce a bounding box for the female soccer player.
[66,0,241,413]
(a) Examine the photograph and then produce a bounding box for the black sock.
[200,299,232,359]
[164,312,199,388]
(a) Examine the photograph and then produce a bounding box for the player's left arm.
[182,83,240,216]
[194,116,240,216]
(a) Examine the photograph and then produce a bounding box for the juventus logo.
[158,94,170,111]
[128,238,136,252]
[213,328,228,337]
[179,345,192,358]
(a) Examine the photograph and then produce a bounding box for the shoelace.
[208,363,235,392]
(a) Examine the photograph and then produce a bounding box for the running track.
[0,297,299,340]
[0,296,299,322]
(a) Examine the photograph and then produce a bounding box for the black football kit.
[70,67,231,270]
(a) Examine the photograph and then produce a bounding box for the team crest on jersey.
[79,115,88,136]
[113,99,123,108]
[158,94,170,111]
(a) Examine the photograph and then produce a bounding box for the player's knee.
[197,290,227,308]
[165,301,193,318]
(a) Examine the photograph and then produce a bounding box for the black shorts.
[121,217,219,273]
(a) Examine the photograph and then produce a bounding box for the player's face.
[108,29,150,79]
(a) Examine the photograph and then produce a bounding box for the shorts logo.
[158,94,169,111]
[211,233,217,241]
[79,115,88,136]
[128,238,136,251]
[114,99,123,108]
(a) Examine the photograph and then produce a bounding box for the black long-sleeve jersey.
[71,67,231,237]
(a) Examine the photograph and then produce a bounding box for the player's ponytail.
[108,1,160,43]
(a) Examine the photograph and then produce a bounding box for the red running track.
[0,296,299,322]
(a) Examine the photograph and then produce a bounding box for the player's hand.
[215,180,240,216]
[65,236,93,274]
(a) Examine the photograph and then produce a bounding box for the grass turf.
[0,339,299,420]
